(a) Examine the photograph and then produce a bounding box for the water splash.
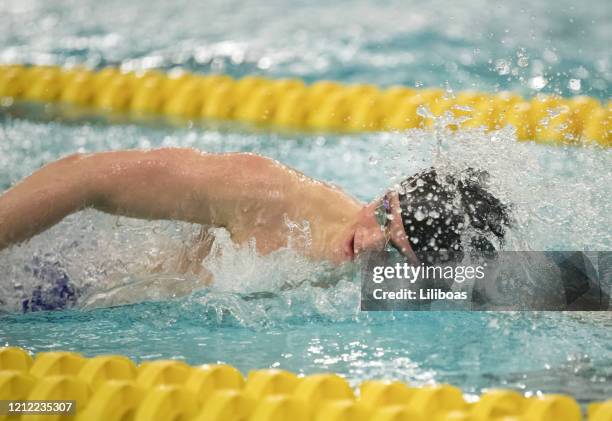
[380,121,611,252]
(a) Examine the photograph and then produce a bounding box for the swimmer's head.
[396,167,511,263]
[352,167,510,263]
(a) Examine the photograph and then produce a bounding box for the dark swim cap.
[397,167,510,263]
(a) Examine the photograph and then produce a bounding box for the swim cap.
[397,167,510,264]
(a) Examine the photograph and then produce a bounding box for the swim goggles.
[375,192,421,265]
[374,193,391,233]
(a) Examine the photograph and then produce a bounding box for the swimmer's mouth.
[348,232,356,261]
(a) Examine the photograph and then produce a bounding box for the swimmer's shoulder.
[157,148,287,174]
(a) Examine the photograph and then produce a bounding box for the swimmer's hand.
[0,148,294,251]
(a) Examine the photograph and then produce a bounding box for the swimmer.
[0,148,510,268]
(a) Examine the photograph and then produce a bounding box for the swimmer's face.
[352,191,418,263]
[352,200,387,256]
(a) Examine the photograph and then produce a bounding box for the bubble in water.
[368,155,378,165]
[528,76,548,90]
[568,79,581,92]
[494,59,511,75]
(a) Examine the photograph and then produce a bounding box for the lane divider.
[1,347,611,420]
[0,64,609,146]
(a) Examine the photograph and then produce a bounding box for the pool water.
[1,0,611,404]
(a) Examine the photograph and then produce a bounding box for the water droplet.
[416,105,433,118]
[454,104,473,112]
[257,57,272,69]
[368,155,378,165]
[529,76,548,90]
[516,48,529,67]
[568,79,581,92]
[414,209,426,221]
[494,59,510,75]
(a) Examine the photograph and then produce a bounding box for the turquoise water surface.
[1,0,611,403]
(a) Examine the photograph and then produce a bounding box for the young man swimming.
[0,148,509,269]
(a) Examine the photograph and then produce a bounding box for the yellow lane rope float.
[0,64,609,146]
[1,347,611,421]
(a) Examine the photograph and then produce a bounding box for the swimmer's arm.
[0,153,94,251]
[0,148,293,250]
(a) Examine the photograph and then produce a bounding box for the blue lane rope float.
[1,347,611,420]
[0,64,609,146]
